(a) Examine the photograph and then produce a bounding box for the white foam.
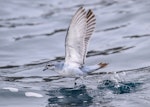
[3,87,19,92]
[25,92,43,98]
[57,96,64,98]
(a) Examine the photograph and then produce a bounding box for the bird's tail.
[82,62,108,74]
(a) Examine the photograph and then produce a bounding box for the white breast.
[57,64,83,77]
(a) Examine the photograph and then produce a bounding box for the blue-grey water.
[0,0,150,107]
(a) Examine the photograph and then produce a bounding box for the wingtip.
[87,10,96,21]
[87,9,94,17]
[79,6,84,9]
[77,7,85,13]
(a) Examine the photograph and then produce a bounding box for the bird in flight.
[43,7,107,85]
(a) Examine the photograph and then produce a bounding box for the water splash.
[98,80,142,94]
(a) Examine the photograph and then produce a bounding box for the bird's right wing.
[65,7,87,67]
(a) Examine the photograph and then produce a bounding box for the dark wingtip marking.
[86,9,93,18]
[87,15,95,23]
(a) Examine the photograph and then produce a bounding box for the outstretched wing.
[65,7,86,67]
[65,7,96,67]
[83,9,96,64]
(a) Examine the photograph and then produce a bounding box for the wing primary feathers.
[83,9,96,64]
[65,7,87,67]
[65,7,96,67]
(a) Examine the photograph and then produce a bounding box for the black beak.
[43,67,48,71]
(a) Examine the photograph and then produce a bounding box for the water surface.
[0,0,150,107]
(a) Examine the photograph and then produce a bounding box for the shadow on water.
[46,80,142,107]
[47,85,93,107]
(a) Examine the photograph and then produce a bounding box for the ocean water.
[0,0,150,107]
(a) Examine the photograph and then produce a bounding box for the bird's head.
[43,62,55,71]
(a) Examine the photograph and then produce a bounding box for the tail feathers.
[82,63,108,74]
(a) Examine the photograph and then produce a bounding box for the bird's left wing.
[83,9,96,63]
[65,7,86,67]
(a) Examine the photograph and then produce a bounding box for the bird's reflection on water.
[47,85,93,107]
[46,80,142,107]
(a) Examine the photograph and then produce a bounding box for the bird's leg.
[80,76,85,85]
[74,77,79,87]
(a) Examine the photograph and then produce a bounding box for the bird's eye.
[47,65,51,67]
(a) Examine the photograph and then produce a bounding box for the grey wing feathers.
[65,7,86,67]
[65,7,96,67]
